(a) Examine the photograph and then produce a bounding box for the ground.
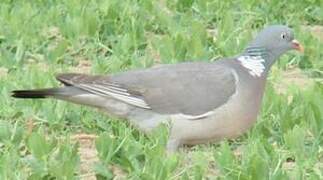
[0,1,322,179]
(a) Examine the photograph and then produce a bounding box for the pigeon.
[12,25,304,151]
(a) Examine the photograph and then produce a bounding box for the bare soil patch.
[0,67,8,78]
[72,134,98,180]
[274,68,314,94]
[302,25,323,41]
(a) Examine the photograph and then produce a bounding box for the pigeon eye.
[281,33,287,40]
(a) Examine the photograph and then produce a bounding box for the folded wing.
[56,61,237,117]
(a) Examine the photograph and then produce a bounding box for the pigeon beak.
[291,39,304,53]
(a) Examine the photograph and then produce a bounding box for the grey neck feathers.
[244,47,268,58]
[243,46,280,70]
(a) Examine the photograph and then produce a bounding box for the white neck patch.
[237,55,265,77]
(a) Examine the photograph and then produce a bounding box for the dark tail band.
[11,88,59,99]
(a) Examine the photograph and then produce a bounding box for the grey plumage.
[94,62,235,115]
[12,25,303,151]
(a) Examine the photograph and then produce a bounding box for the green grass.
[0,0,322,179]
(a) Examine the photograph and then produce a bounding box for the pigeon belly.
[169,77,265,145]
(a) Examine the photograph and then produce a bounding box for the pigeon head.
[244,25,304,68]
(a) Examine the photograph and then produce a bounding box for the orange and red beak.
[291,39,304,52]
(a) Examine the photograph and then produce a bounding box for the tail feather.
[11,88,61,99]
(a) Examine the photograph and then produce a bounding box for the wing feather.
[77,83,151,109]
[56,60,237,117]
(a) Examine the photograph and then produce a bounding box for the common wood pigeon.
[12,25,304,151]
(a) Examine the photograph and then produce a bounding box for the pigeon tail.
[11,88,61,99]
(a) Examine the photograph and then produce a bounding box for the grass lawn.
[0,0,322,179]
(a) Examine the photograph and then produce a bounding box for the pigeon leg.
[166,139,181,152]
